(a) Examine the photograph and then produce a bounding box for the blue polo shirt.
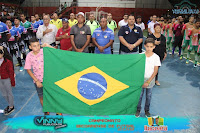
[118,24,143,53]
[92,27,114,54]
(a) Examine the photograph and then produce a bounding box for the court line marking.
[1,91,36,133]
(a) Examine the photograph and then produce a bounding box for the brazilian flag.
[43,47,145,115]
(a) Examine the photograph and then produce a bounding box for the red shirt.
[174,23,184,37]
[56,27,72,50]
[0,59,15,86]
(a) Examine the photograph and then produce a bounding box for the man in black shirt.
[118,15,143,54]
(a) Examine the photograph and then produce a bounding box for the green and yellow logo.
[144,116,168,131]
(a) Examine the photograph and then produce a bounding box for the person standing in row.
[148,23,167,86]
[118,15,143,54]
[135,15,145,53]
[56,18,72,51]
[50,12,62,30]
[68,13,78,27]
[85,14,99,53]
[172,16,184,56]
[37,15,58,47]
[148,15,158,35]
[30,15,40,38]
[20,13,31,53]
[35,14,43,25]
[0,46,15,115]
[107,13,117,54]
[70,12,91,53]
[92,18,114,54]
[118,14,128,29]
[180,16,194,63]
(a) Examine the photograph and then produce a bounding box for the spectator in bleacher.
[64,2,67,8]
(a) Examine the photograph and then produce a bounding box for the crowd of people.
[0,10,200,117]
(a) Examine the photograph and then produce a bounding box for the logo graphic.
[80,31,85,34]
[172,0,199,14]
[144,116,168,131]
[125,31,129,34]
[55,66,129,106]
[34,116,67,129]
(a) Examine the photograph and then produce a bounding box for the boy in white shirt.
[135,38,161,117]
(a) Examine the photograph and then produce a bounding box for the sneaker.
[19,67,24,72]
[4,106,15,115]
[180,55,183,60]
[44,112,50,115]
[56,113,63,115]
[135,110,140,118]
[186,59,189,64]
[145,111,151,117]
[15,63,20,67]
[194,64,197,68]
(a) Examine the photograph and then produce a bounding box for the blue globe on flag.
[78,73,107,100]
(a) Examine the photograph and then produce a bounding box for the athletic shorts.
[8,41,19,50]
[167,37,172,44]
[188,45,198,52]
[34,83,43,98]
[182,39,191,48]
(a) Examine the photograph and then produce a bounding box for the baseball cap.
[76,12,84,17]
[62,18,69,23]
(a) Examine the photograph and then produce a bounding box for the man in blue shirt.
[31,15,40,37]
[35,14,43,25]
[92,18,114,54]
[118,14,143,54]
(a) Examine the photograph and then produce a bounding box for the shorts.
[0,41,8,48]
[8,41,19,50]
[167,37,172,44]
[182,39,191,48]
[188,45,198,52]
[34,83,43,98]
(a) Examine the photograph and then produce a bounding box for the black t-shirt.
[148,34,166,60]
[118,24,143,53]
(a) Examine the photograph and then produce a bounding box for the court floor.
[0,34,200,133]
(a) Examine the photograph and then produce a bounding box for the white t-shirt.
[118,19,128,27]
[135,22,145,31]
[148,21,159,34]
[144,53,161,88]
